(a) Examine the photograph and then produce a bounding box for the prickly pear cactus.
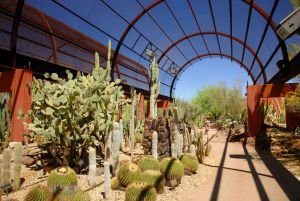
[25,40,128,170]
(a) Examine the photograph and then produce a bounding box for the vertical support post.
[0,69,33,142]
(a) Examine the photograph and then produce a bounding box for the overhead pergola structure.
[0,0,299,99]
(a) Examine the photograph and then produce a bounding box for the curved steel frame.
[157,31,266,82]
[169,53,256,97]
[111,0,288,86]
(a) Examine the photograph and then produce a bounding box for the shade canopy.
[0,0,299,97]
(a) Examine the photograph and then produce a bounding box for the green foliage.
[137,156,160,172]
[159,157,184,180]
[24,42,127,169]
[24,185,52,201]
[290,0,300,9]
[53,190,90,201]
[111,177,119,190]
[117,162,141,187]
[47,167,77,192]
[179,154,199,174]
[192,81,246,122]
[140,170,165,194]
[0,93,11,151]
[125,181,157,201]
[173,99,202,126]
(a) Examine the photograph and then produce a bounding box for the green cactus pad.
[24,185,52,201]
[47,167,77,191]
[117,163,141,187]
[140,170,165,194]
[179,154,199,174]
[53,190,90,201]
[111,177,119,190]
[137,156,160,172]
[125,181,157,201]
[160,157,184,180]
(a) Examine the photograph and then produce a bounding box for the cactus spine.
[112,122,121,176]
[12,142,22,191]
[0,148,11,185]
[149,56,160,119]
[87,147,96,187]
[104,161,111,200]
[151,131,158,159]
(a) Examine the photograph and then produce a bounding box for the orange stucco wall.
[247,83,299,137]
[0,69,32,142]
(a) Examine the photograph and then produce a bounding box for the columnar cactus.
[13,142,22,191]
[171,143,176,158]
[112,122,121,176]
[104,162,111,199]
[87,147,96,187]
[0,148,11,185]
[178,134,183,156]
[130,87,136,158]
[149,56,160,119]
[119,119,124,149]
[151,131,158,159]
[173,125,180,158]
[189,144,196,156]
[0,93,11,151]
[196,131,204,163]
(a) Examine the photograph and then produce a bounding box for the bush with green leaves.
[24,41,127,170]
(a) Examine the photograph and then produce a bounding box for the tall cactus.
[151,131,158,159]
[119,119,124,150]
[130,87,136,158]
[189,144,196,156]
[171,143,176,158]
[0,148,11,185]
[0,93,11,151]
[112,122,121,176]
[196,131,204,163]
[12,142,22,191]
[149,56,160,119]
[178,134,183,156]
[87,147,96,187]
[173,125,180,158]
[104,161,111,200]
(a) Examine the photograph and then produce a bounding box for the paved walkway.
[186,129,300,201]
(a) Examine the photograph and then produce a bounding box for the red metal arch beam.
[157,31,266,82]
[110,0,288,82]
[169,53,256,97]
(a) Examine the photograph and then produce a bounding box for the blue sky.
[174,58,251,100]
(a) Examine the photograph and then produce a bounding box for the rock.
[22,155,36,166]
[288,139,300,153]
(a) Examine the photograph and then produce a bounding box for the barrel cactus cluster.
[25,166,89,201]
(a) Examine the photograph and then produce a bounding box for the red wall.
[247,83,299,137]
[0,69,32,142]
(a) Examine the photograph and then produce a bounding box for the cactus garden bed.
[0,142,215,201]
